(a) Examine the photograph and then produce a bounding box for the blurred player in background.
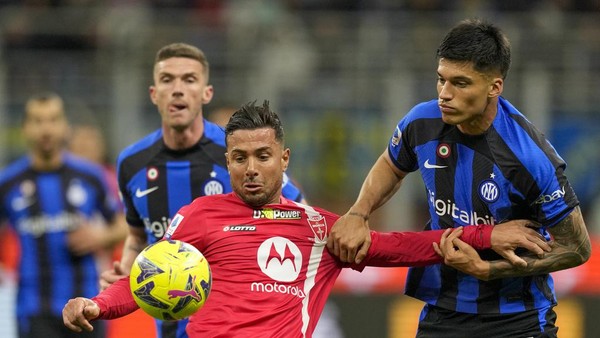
[99,43,306,338]
[0,92,126,338]
[68,123,126,254]
[328,18,591,337]
[63,101,549,337]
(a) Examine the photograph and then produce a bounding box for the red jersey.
[94,193,492,337]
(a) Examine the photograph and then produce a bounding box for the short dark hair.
[24,91,64,122]
[437,18,511,79]
[224,100,285,146]
[154,42,210,79]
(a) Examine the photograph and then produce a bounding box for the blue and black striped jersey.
[388,97,578,314]
[116,120,305,338]
[0,153,118,319]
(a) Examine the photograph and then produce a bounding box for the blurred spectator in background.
[68,122,127,264]
[0,92,126,338]
[68,124,120,208]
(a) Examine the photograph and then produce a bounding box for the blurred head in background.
[22,92,69,164]
[69,124,108,165]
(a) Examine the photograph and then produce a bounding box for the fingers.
[449,237,469,251]
[99,261,127,291]
[439,228,456,255]
[327,215,369,263]
[500,250,527,268]
[113,261,124,275]
[327,235,341,259]
[326,236,335,252]
[433,242,442,256]
[63,298,95,333]
[517,228,551,258]
[354,237,372,264]
[525,232,552,253]
[347,248,357,264]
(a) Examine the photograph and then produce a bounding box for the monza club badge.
[307,214,327,243]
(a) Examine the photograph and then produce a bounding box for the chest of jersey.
[125,151,231,240]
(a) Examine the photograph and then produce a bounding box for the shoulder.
[62,154,109,186]
[202,120,226,147]
[402,100,442,124]
[116,129,163,164]
[395,100,443,136]
[494,97,553,150]
[0,156,30,184]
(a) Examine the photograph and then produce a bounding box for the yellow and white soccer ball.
[130,240,212,321]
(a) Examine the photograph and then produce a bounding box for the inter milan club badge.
[478,179,499,203]
[203,171,224,195]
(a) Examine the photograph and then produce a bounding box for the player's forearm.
[103,213,129,247]
[120,228,148,272]
[352,153,406,215]
[92,277,138,319]
[487,207,591,280]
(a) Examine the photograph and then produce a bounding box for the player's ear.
[488,77,503,98]
[281,148,290,171]
[202,85,214,104]
[149,86,158,104]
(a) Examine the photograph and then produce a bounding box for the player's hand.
[434,229,490,280]
[491,219,551,268]
[327,211,371,264]
[99,261,127,291]
[62,297,100,332]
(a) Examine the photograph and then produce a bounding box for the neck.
[457,98,498,135]
[30,151,63,171]
[162,117,205,150]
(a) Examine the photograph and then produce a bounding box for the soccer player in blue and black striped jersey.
[99,43,306,338]
[0,93,126,338]
[328,19,591,337]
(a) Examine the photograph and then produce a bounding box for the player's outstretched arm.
[362,219,550,268]
[63,297,100,333]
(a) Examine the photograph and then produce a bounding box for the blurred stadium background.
[0,1,599,337]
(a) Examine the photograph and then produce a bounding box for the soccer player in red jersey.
[62,101,549,338]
